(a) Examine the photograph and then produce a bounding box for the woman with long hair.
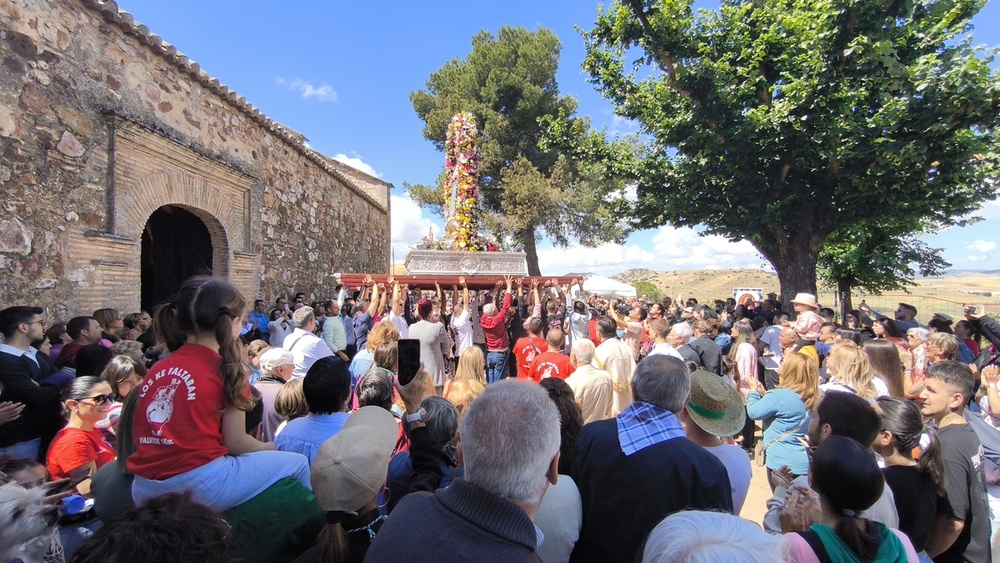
[444,346,487,413]
[821,344,887,400]
[46,376,116,496]
[872,318,909,351]
[536,377,584,563]
[93,307,124,343]
[863,339,908,398]
[783,436,918,561]
[729,321,760,448]
[873,397,946,558]
[127,276,310,512]
[96,355,146,442]
[745,352,819,490]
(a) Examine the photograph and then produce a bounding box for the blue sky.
[118,0,999,276]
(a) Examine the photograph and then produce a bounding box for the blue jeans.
[486,351,508,384]
[132,450,311,512]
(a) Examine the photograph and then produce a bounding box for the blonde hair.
[454,347,486,385]
[247,340,270,358]
[445,380,486,416]
[366,321,400,352]
[827,345,877,399]
[109,340,144,364]
[274,378,308,421]
[926,332,959,360]
[780,352,820,409]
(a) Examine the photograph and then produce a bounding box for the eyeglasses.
[81,394,115,405]
[24,319,46,327]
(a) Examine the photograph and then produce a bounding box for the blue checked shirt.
[616,402,686,456]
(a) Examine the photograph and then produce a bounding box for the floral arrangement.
[443,112,483,251]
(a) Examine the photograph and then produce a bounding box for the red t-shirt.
[588,318,598,342]
[528,351,574,382]
[127,343,231,480]
[46,427,115,481]
[513,336,546,379]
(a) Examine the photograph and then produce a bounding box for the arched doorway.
[140,205,214,311]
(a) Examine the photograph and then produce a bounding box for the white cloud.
[275,77,338,102]
[966,239,997,253]
[535,226,768,276]
[390,194,439,260]
[966,255,987,262]
[976,200,1000,221]
[332,152,381,178]
[610,114,639,134]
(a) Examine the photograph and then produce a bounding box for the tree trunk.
[837,277,854,323]
[769,237,820,306]
[521,225,541,276]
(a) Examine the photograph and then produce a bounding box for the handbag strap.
[762,412,808,453]
[794,529,833,563]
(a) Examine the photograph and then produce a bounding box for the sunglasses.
[81,394,115,405]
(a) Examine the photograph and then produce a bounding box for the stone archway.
[140,205,216,311]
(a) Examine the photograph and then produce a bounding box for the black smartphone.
[397,339,421,386]
[46,468,92,495]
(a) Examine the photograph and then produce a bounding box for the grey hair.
[482,303,497,317]
[572,338,596,366]
[460,380,560,505]
[356,367,395,411]
[668,322,693,343]
[633,355,690,413]
[421,395,459,450]
[292,306,315,328]
[907,327,930,342]
[642,511,789,563]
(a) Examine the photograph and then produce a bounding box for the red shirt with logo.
[513,336,546,379]
[46,427,115,481]
[528,351,574,382]
[127,343,232,480]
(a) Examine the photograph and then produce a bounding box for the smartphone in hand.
[397,339,421,386]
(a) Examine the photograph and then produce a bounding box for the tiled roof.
[79,0,390,213]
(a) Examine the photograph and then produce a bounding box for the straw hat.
[790,293,819,309]
[310,406,398,513]
[686,369,746,437]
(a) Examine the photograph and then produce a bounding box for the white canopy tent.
[581,275,637,299]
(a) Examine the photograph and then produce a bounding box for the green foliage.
[546,0,1000,295]
[410,26,626,274]
[632,280,663,302]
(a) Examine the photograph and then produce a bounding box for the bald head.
[779,327,797,348]
[546,328,565,351]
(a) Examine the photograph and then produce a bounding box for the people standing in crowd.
[642,511,789,562]
[409,299,453,395]
[128,276,311,512]
[513,317,546,380]
[863,338,908,398]
[763,391,899,533]
[248,299,271,343]
[0,306,62,461]
[645,318,684,361]
[92,308,124,344]
[535,377,584,563]
[302,406,397,563]
[481,276,514,384]
[565,338,613,424]
[821,344,887,400]
[679,369,753,514]
[906,327,930,388]
[690,320,723,375]
[322,298,349,362]
[268,306,294,348]
[592,316,636,416]
[349,321,400,394]
[443,346,487,414]
[609,299,645,362]
[46,376,115,496]
[528,328,574,381]
[367,379,561,562]
[283,306,335,379]
[54,316,103,372]
[350,276,381,354]
[254,347,294,442]
[449,277,474,360]
[780,436,918,562]
[758,314,789,389]
[571,355,733,562]
[275,356,352,466]
[862,302,923,333]
[97,355,145,440]
[873,396,946,558]
[920,361,992,562]
[745,351,818,490]
[386,396,461,513]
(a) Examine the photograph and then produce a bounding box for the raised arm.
[365,276,379,316]
[608,299,629,329]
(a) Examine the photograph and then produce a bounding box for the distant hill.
[612,268,778,300]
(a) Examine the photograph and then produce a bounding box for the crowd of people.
[1,274,999,562]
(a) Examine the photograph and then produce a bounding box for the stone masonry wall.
[0,0,391,318]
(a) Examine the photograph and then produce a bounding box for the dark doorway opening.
[141,205,214,312]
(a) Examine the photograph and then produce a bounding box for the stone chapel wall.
[0,0,391,317]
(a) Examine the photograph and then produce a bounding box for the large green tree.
[547,0,999,299]
[409,26,624,275]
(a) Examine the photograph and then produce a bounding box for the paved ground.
[739,456,772,525]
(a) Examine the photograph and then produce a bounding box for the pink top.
[790,310,823,341]
[786,528,919,562]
